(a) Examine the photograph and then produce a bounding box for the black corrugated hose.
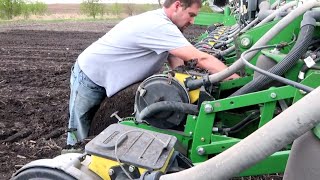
[137,101,199,121]
[231,23,315,96]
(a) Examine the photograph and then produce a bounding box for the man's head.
[164,0,202,31]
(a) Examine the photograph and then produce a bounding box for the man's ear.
[174,1,181,10]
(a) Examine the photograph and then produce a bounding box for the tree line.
[0,0,158,20]
[0,0,212,20]
[80,0,158,19]
[0,0,47,19]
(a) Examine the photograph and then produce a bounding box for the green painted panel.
[194,12,236,26]
[240,151,289,176]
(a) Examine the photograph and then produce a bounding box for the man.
[66,0,239,147]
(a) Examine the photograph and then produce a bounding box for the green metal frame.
[121,72,320,176]
[195,4,236,26]
[188,72,320,175]
[237,16,302,75]
[121,6,320,177]
[194,11,237,26]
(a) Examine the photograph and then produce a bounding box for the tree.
[80,0,105,19]
[0,0,47,20]
[124,3,135,16]
[110,3,122,17]
[0,0,24,19]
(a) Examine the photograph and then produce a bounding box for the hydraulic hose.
[256,1,297,27]
[270,0,281,9]
[227,25,240,35]
[160,86,320,180]
[223,110,260,134]
[258,10,275,21]
[257,1,282,21]
[196,26,237,51]
[218,45,235,56]
[185,0,320,90]
[227,28,240,38]
[231,10,320,96]
[298,57,320,80]
[229,24,240,32]
[256,1,273,22]
[259,1,271,11]
[238,45,315,93]
[228,117,260,134]
[136,101,198,121]
[232,4,285,42]
[239,18,259,33]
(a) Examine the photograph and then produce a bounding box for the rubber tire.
[13,167,76,180]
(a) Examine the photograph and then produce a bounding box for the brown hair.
[163,0,202,9]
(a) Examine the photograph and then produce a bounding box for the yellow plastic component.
[158,149,174,173]
[89,156,124,180]
[88,149,174,179]
[209,41,216,46]
[174,73,200,103]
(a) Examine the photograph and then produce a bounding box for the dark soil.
[0,20,281,180]
[0,21,206,179]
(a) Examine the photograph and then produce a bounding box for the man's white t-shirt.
[78,9,191,97]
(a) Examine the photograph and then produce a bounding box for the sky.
[31,0,161,4]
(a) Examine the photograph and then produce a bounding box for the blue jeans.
[67,62,106,145]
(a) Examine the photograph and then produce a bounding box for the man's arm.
[167,54,185,69]
[169,46,240,80]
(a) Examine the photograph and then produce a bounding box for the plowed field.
[0,21,205,179]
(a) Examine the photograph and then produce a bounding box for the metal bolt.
[128,165,135,172]
[139,88,147,97]
[270,93,277,99]
[193,116,197,120]
[189,131,193,136]
[299,90,307,95]
[110,111,123,121]
[108,169,114,176]
[204,104,213,113]
[201,137,205,142]
[212,127,219,132]
[270,48,280,54]
[240,37,251,47]
[197,147,205,155]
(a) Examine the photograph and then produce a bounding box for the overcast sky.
[32,0,161,4]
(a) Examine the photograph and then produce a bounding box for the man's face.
[172,2,200,31]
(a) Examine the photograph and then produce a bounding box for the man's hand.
[169,46,240,80]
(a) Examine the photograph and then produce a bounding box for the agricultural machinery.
[12,0,320,179]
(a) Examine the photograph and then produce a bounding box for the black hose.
[229,117,260,134]
[223,110,260,134]
[240,45,314,93]
[310,39,320,46]
[300,58,320,72]
[137,101,198,121]
[298,65,320,81]
[219,45,236,56]
[301,65,320,72]
[231,11,320,96]
[214,42,226,49]
[231,24,315,96]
